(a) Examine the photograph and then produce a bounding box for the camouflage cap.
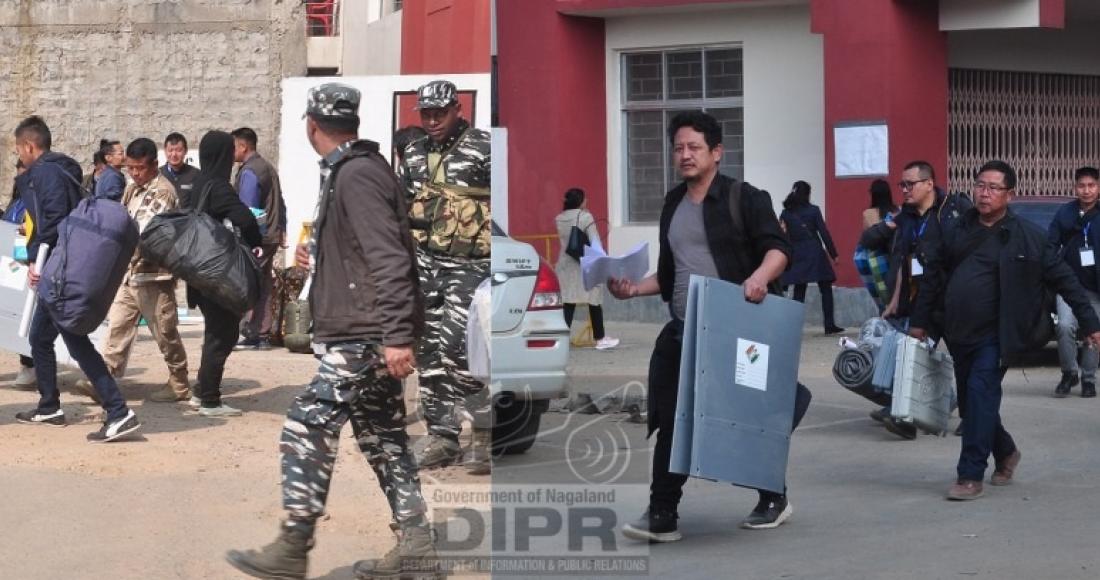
[415,80,458,110]
[304,83,361,119]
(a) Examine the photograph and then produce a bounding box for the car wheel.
[492,398,547,455]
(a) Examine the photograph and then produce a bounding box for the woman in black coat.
[780,180,843,334]
[187,130,263,417]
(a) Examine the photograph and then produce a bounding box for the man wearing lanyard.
[858,160,970,438]
[1049,166,1100,398]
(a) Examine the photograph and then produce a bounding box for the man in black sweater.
[911,160,1100,501]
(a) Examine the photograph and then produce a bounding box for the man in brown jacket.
[227,83,434,580]
[73,137,190,403]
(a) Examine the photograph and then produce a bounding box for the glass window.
[621,46,744,223]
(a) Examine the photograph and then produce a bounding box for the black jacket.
[1047,200,1100,292]
[657,173,791,302]
[186,131,262,309]
[15,151,83,262]
[859,189,971,322]
[912,208,1100,365]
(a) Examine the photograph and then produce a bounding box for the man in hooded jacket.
[186,131,263,417]
[13,115,140,442]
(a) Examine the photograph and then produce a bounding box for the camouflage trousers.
[416,249,492,439]
[281,341,426,527]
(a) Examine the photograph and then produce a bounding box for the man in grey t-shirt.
[608,111,792,543]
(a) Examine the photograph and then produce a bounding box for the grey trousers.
[1055,291,1100,381]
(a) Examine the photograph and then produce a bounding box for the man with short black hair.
[12,115,140,442]
[75,138,190,403]
[913,160,1100,500]
[610,110,797,542]
[392,125,426,165]
[94,138,126,201]
[1048,166,1100,398]
[400,79,493,475]
[859,159,971,439]
[231,127,287,351]
[227,83,434,580]
[161,132,199,205]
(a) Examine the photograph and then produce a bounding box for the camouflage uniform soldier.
[400,80,493,475]
[227,83,437,580]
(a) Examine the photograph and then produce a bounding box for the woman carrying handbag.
[554,188,619,350]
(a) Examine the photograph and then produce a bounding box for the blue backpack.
[2,197,26,224]
[37,195,138,335]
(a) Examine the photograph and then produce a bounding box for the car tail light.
[528,259,562,311]
[527,339,557,348]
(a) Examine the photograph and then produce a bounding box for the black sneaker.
[234,338,260,351]
[741,495,792,530]
[255,339,272,351]
[1054,372,1078,398]
[824,326,845,336]
[622,507,681,543]
[883,417,918,440]
[1082,381,1096,398]
[869,407,889,424]
[15,409,66,427]
[86,409,141,443]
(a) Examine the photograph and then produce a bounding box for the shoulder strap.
[428,128,472,183]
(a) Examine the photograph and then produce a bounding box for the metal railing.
[306,0,340,37]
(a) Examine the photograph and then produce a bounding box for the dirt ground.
[0,324,487,580]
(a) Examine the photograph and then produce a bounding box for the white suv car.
[490,221,570,454]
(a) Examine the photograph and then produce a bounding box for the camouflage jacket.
[399,119,491,202]
[122,173,179,285]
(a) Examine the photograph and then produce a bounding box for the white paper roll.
[17,243,48,338]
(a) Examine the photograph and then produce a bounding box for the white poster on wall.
[834,123,888,178]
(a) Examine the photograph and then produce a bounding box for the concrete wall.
[0,0,306,203]
[940,0,1044,30]
[948,23,1100,76]
[342,0,403,75]
[603,4,825,268]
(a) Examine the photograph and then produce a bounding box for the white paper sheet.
[735,338,769,391]
[834,124,888,177]
[580,242,649,291]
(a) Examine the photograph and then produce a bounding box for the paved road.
[493,322,1100,580]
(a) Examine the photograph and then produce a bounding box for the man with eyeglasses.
[858,160,970,439]
[1048,166,1100,398]
[910,160,1100,501]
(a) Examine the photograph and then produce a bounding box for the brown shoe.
[148,387,190,403]
[946,479,984,501]
[990,449,1021,486]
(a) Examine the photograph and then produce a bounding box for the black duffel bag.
[139,183,260,315]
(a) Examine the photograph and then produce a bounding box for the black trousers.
[793,282,837,329]
[649,320,806,511]
[563,303,606,340]
[197,298,242,407]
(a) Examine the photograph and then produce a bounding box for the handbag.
[564,212,590,261]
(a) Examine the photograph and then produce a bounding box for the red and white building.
[496,0,1100,302]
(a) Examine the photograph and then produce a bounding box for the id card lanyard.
[1082,222,1095,267]
[911,217,929,277]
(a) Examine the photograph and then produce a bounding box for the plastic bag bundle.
[858,317,893,349]
[871,329,900,393]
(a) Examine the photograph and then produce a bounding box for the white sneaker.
[595,337,621,350]
[189,396,202,409]
[13,367,37,389]
[198,404,243,417]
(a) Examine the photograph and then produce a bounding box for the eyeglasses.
[972,182,1011,194]
[897,179,929,191]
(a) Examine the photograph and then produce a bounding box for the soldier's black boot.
[1082,380,1097,398]
[416,435,463,468]
[226,521,314,580]
[353,523,439,579]
[1054,372,1078,398]
[464,429,492,476]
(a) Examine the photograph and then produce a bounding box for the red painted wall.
[811,0,948,286]
[401,0,492,74]
[497,0,608,255]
